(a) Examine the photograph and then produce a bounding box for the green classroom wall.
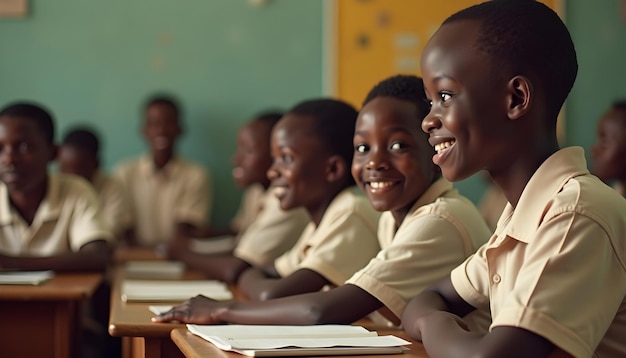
[0,0,625,227]
[0,0,324,226]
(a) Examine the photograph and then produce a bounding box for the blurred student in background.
[0,102,111,271]
[59,127,129,241]
[168,111,308,283]
[114,95,212,247]
[591,100,626,198]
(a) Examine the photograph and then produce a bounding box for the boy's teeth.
[370,181,393,189]
[435,140,455,154]
[273,187,286,196]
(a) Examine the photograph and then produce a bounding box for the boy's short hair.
[144,94,181,120]
[363,74,430,121]
[612,100,626,112]
[254,110,284,131]
[62,127,100,157]
[0,102,55,144]
[288,99,358,184]
[444,0,578,122]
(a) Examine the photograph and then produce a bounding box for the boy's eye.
[355,144,368,153]
[439,92,452,102]
[390,142,405,151]
[281,153,293,164]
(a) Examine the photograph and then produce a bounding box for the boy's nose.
[421,112,441,133]
[266,165,279,181]
[365,151,389,171]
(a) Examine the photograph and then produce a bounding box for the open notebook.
[0,270,54,285]
[124,260,185,279]
[121,279,233,302]
[187,324,411,357]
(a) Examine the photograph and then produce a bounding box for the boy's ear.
[325,155,347,183]
[507,75,532,120]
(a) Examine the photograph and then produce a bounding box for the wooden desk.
[0,272,103,358]
[108,262,245,358]
[170,328,430,358]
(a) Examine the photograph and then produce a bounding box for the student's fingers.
[152,301,192,323]
[152,295,228,324]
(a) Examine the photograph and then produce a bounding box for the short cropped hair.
[62,127,100,157]
[444,0,578,121]
[612,100,626,112]
[254,110,284,131]
[288,99,358,185]
[0,102,55,144]
[144,94,181,121]
[363,74,430,121]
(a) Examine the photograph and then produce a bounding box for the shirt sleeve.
[69,182,113,251]
[348,214,479,320]
[234,203,309,267]
[456,212,626,358]
[276,208,380,286]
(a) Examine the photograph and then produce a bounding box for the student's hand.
[166,235,191,260]
[152,295,231,324]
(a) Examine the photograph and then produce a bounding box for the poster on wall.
[0,0,28,18]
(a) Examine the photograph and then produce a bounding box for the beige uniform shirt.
[274,187,381,286]
[451,147,626,358]
[0,174,112,255]
[230,184,265,234]
[346,178,491,322]
[478,183,507,232]
[92,170,129,240]
[234,186,309,267]
[114,155,211,246]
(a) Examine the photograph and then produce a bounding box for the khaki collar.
[0,174,63,226]
[501,147,589,243]
[411,177,453,211]
[137,154,181,179]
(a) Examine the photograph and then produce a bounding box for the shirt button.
[492,274,501,284]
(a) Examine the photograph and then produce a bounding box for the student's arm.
[238,267,330,301]
[153,283,383,325]
[402,277,555,358]
[0,240,109,272]
[176,251,250,284]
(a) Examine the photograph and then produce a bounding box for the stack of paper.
[124,260,185,279]
[190,236,236,255]
[187,324,410,357]
[0,270,54,285]
[121,279,233,302]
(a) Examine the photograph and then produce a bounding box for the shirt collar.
[138,154,181,178]
[505,147,589,243]
[410,177,454,212]
[0,174,62,226]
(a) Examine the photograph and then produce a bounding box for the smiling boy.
[402,1,626,357]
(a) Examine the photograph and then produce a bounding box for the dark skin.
[0,116,108,272]
[237,113,351,300]
[58,144,98,183]
[167,120,277,283]
[402,19,560,357]
[591,107,626,195]
[154,96,437,326]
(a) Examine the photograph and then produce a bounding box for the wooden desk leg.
[54,300,81,358]
[144,337,185,358]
